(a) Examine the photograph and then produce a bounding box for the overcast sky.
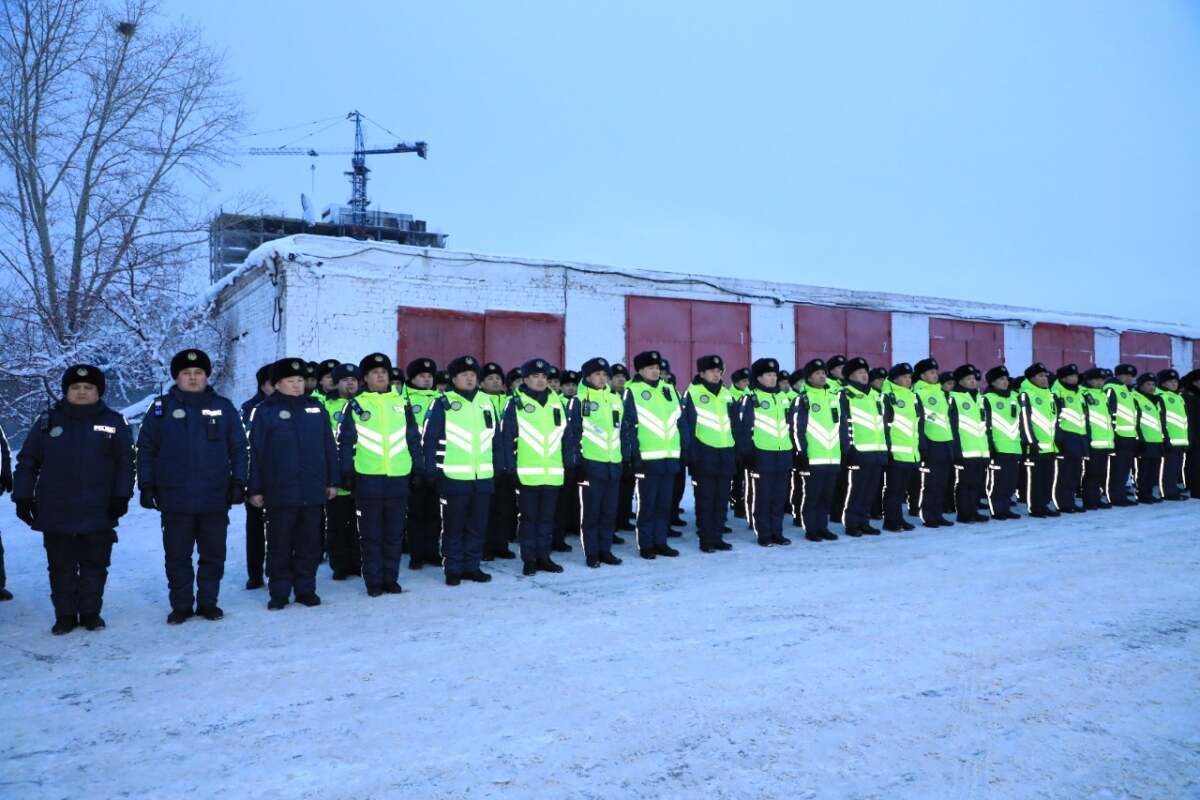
[172,1,1200,326]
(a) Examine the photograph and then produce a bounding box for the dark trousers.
[692,472,733,547]
[326,494,360,576]
[357,495,409,590]
[407,485,441,565]
[986,454,1020,516]
[1082,451,1112,507]
[1186,449,1200,497]
[43,531,114,618]
[487,476,518,553]
[518,484,559,563]
[830,467,849,523]
[162,511,228,611]
[618,469,636,527]
[1054,455,1083,511]
[635,462,678,550]
[748,468,789,543]
[796,466,837,533]
[953,460,987,521]
[844,463,883,529]
[553,475,580,548]
[672,467,686,519]
[917,441,953,524]
[265,505,322,602]
[732,462,747,518]
[0,532,6,590]
[1025,453,1056,514]
[883,460,917,527]
[580,471,619,558]
[1135,445,1163,501]
[440,489,490,576]
[245,501,265,581]
[1162,448,1185,499]
[1109,437,1137,502]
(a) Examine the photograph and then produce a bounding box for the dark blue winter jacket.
[12,400,135,534]
[241,391,267,427]
[248,392,338,507]
[137,386,248,513]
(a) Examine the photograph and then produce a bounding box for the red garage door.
[625,296,750,379]
[1033,323,1095,370]
[929,318,1005,371]
[1119,331,1171,375]
[397,307,564,374]
[795,306,891,373]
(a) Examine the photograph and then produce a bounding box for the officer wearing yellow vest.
[315,359,340,399]
[836,358,888,536]
[947,364,990,524]
[681,354,738,553]
[1080,368,1116,509]
[499,358,579,576]
[553,368,583,554]
[1155,368,1189,501]
[610,363,636,537]
[911,357,955,527]
[325,362,363,580]
[790,358,846,541]
[880,362,922,532]
[1018,362,1060,517]
[622,350,689,560]
[1183,368,1200,498]
[982,366,1023,520]
[1132,373,1165,503]
[405,357,442,570]
[1050,364,1090,514]
[659,357,688,534]
[338,354,424,596]
[736,357,794,546]
[567,357,628,567]
[729,367,753,522]
[867,367,889,519]
[421,356,499,586]
[1105,363,1140,506]
[480,362,518,562]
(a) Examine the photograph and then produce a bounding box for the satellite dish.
[300,193,316,227]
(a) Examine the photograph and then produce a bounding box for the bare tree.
[0,0,240,425]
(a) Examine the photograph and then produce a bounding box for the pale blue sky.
[174,1,1200,325]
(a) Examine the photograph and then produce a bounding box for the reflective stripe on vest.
[950,391,988,459]
[749,389,790,452]
[439,391,495,480]
[1106,383,1138,438]
[514,391,567,486]
[1082,387,1114,450]
[629,382,682,460]
[686,383,735,449]
[914,382,951,442]
[352,392,413,477]
[578,387,623,463]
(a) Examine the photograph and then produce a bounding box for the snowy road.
[1,498,1198,799]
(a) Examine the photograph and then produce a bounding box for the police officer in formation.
[247,358,339,609]
[5,343,1195,634]
[570,357,627,567]
[137,350,247,624]
[13,365,135,633]
[623,350,688,559]
[681,354,738,553]
[0,422,12,602]
[338,353,424,596]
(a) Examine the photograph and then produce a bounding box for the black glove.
[340,471,355,492]
[15,498,37,527]
[139,489,157,510]
[108,497,129,520]
[227,482,246,507]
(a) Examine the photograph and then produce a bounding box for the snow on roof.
[235,234,1199,338]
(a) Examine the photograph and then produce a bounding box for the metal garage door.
[1033,323,1095,370]
[795,306,891,374]
[1195,340,1200,370]
[625,296,751,379]
[1119,331,1171,375]
[397,307,564,374]
[929,318,1005,371]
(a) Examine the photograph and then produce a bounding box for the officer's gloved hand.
[139,489,157,510]
[15,498,37,527]
[107,496,129,520]
[340,471,355,492]
[227,482,246,507]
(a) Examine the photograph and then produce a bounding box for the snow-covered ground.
[1,496,1198,800]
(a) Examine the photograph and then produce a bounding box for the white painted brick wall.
[750,305,794,363]
[1004,323,1033,368]
[218,267,285,403]
[1171,337,1191,372]
[892,313,930,364]
[1094,330,1121,369]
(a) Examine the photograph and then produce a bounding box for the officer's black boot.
[655,543,679,557]
[51,614,77,635]
[599,552,622,565]
[196,605,224,621]
[295,593,321,607]
[0,588,13,601]
[522,561,537,576]
[167,608,194,625]
[535,558,563,574]
[79,613,105,631]
[245,576,264,590]
[464,569,492,583]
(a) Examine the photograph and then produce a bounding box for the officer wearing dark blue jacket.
[338,353,424,596]
[247,358,339,610]
[137,350,248,625]
[0,422,12,602]
[241,363,273,589]
[421,356,501,585]
[681,354,738,553]
[13,365,134,634]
